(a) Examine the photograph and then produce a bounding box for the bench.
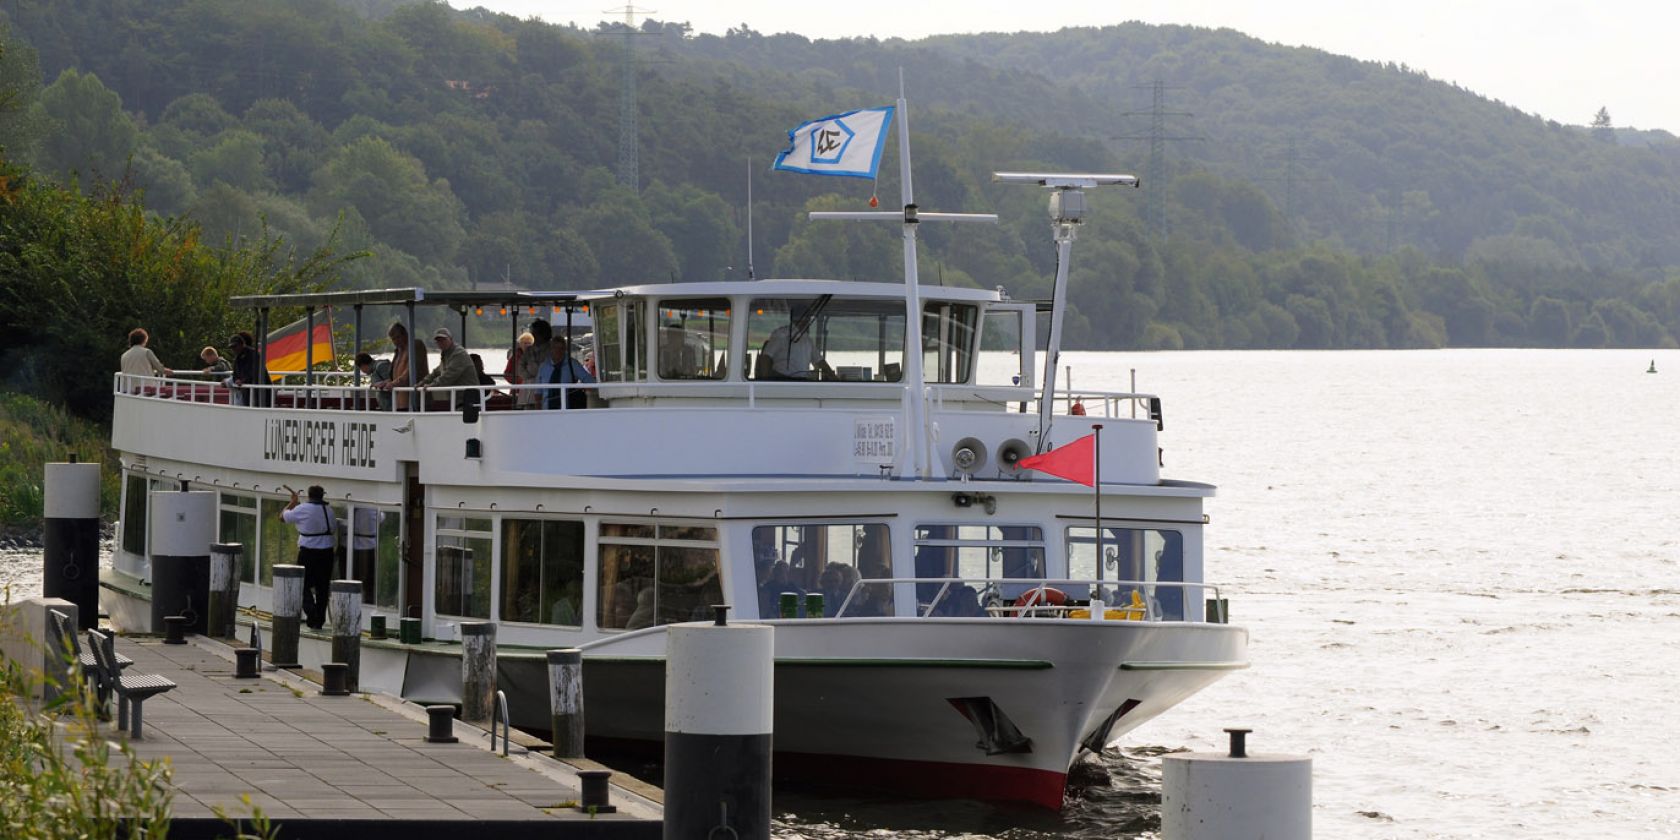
[87,629,175,739]
[47,609,132,696]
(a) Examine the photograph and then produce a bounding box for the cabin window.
[596,300,646,382]
[922,302,978,384]
[501,518,585,626]
[597,522,722,630]
[217,493,258,583]
[977,308,1027,387]
[436,516,493,619]
[347,506,399,608]
[1067,526,1185,619]
[913,525,1046,613]
[258,498,291,586]
[656,299,731,380]
[121,474,148,556]
[746,297,905,382]
[751,524,893,618]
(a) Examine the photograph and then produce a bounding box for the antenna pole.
[746,158,755,280]
[896,70,930,478]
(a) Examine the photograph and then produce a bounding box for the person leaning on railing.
[119,328,172,384]
[417,327,479,410]
[356,352,393,411]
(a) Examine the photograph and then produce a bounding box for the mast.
[993,173,1139,452]
[746,158,755,280]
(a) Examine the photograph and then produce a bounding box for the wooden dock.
[110,635,661,840]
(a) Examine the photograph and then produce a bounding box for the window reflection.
[751,524,892,617]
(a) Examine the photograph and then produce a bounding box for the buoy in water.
[1648,360,1657,373]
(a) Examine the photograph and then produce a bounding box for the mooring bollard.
[663,605,773,840]
[576,769,616,813]
[43,459,101,629]
[208,543,243,638]
[148,490,215,635]
[329,580,362,692]
[548,648,585,759]
[399,616,422,645]
[162,615,188,644]
[1161,728,1312,840]
[234,647,261,679]
[270,565,304,668]
[424,705,458,743]
[460,622,497,723]
[369,615,387,640]
[321,662,350,696]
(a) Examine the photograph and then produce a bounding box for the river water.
[6,349,1678,838]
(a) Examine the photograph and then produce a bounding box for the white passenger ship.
[104,172,1246,809]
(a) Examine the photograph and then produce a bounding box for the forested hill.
[2,0,1678,351]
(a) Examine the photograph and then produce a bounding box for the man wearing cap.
[417,327,480,410]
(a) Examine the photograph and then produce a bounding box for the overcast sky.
[460,1,1680,133]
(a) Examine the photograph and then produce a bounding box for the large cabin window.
[258,498,290,586]
[596,300,646,382]
[922,302,978,384]
[751,523,893,618]
[1067,526,1185,619]
[436,516,493,619]
[347,505,400,608]
[913,525,1046,613]
[657,299,731,380]
[501,518,585,626]
[747,297,905,382]
[217,493,258,583]
[121,474,148,556]
[597,522,722,630]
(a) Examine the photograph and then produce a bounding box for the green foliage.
[0,5,1674,350]
[0,392,118,524]
[0,642,173,839]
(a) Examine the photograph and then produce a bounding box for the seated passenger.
[658,324,700,379]
[758,560,803,617]
[625,588,656,630]
[760,323,834,380]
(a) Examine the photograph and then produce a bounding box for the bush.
[0,392,117,526]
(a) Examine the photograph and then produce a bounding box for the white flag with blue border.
[772,106,895,179]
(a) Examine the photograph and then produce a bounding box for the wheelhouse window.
[217,493,258,582]
[596,299,646,382]
[922,302,978,384]
[913,525,1045,612]
[747,297,905,382]
[436,516,493,619]
[501,518,585,626]
[1067,526,1186,619]
[656,299,731,380]
[597,522,722,630]
[977,307,1027,387]
[751,524,893,617]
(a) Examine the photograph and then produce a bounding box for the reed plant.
[0,392,117,526]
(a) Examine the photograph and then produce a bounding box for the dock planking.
[108,636,661,840]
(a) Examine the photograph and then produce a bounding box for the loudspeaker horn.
[951,437,988,475]
[996,439,1032,475]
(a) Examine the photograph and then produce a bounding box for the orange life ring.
[1012,586,1067,616]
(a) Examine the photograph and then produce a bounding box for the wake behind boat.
[102,97,1247,809]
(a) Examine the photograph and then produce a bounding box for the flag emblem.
[773,106,894,179]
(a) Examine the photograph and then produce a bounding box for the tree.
[0,26,47,166]
[36,69,137,184]
[309,135,465,264]
[1591,106,1615,144]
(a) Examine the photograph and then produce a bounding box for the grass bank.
[0,391,117,528]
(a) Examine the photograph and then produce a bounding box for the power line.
[1115,79,1202,240]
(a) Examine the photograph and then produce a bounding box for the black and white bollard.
[270,565,304,668]
[329,580,363,692]
[208,543,243,638]
[460,621,497,723]
[1161,728,1312,840]
[548,648,585,759]
[43,459,101,629]
[147,489,215,635]
[663,606,773,840]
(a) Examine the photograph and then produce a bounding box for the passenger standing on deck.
[199,346,231,374]
[282,485,336,630]
[356,352,393,411]
[381,322,428,411]
[537,334,594,410]
[227,332,260,407]
[417,327,479,409]
[515,319,552,408]
[119,328,172,382]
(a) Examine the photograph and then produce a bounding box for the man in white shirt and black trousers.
[282,485,336,630]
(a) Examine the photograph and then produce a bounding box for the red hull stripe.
[775,749,1068,810]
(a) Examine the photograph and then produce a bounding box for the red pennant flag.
[1019,433,1096,486]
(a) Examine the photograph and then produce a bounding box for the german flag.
[265,309,335,380]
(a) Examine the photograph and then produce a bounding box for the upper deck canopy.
[229,280,1006,311]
